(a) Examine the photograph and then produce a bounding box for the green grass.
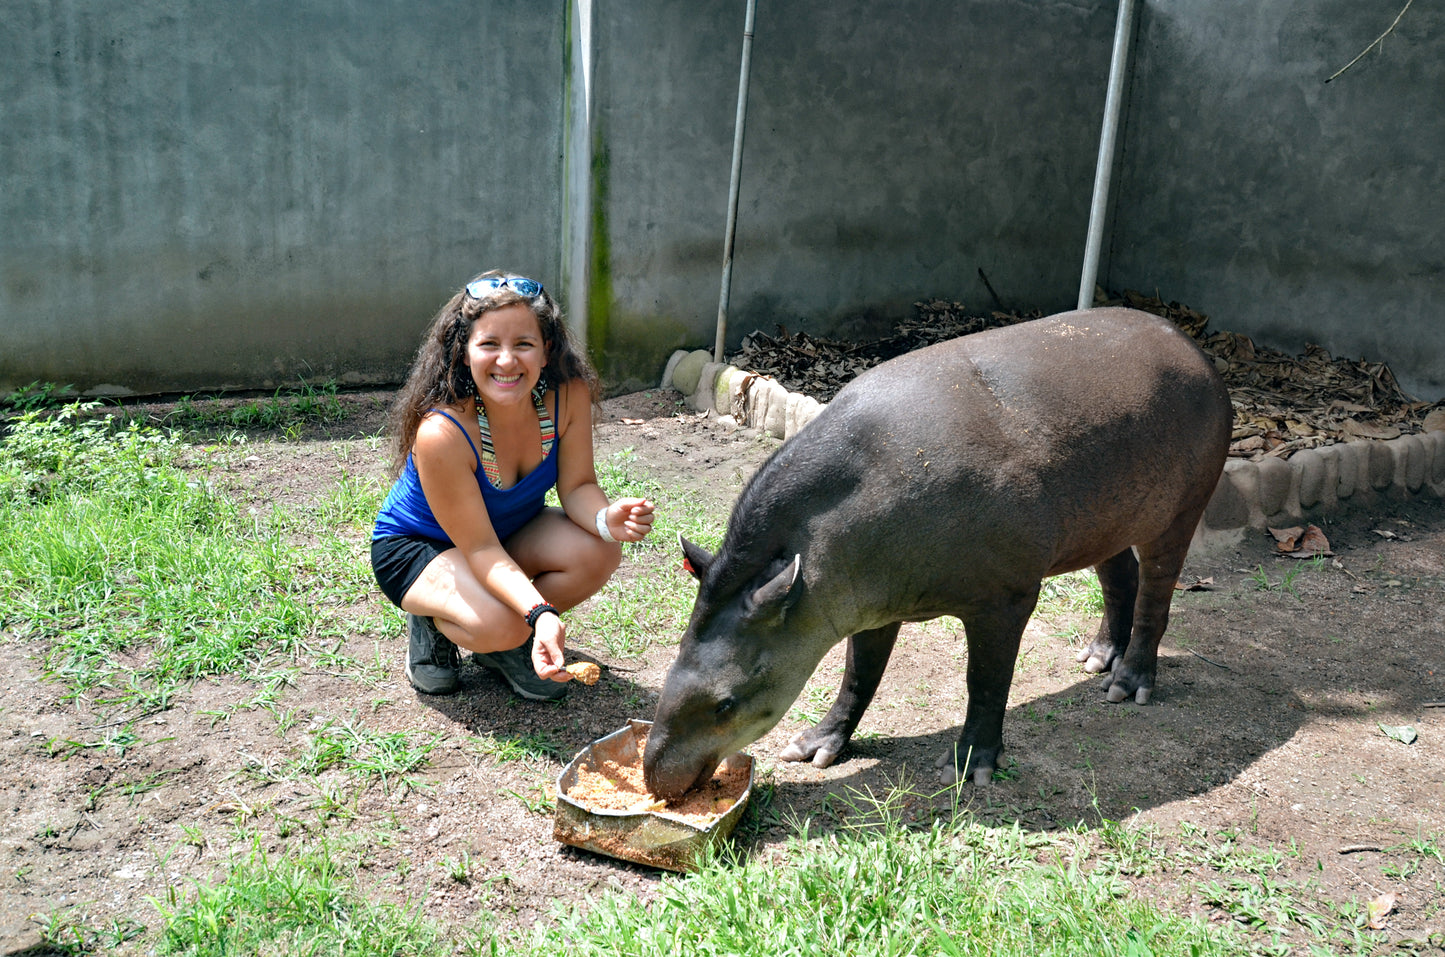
[1037,569,1105,618]
[0,403,365,711]
[139,792,1264,957]
[150,838,467,957]
[7,404,1433,957]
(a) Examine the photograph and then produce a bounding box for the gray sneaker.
[405,614,460,695]
[474,639,568,702]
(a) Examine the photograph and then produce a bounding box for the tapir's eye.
[714,697,735,718]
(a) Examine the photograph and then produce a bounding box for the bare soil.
[3,388,1444,951]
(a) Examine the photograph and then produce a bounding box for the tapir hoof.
[936,748,1002,785]
[1075,643,1115,675]
[1104,681,1151,705]
[779,732,842,768]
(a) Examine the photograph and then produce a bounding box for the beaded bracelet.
[524,602,560,630]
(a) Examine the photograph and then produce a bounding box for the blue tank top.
[372,394,559,545]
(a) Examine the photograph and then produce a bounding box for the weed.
[2,380,78,414]
[441,850,475,884]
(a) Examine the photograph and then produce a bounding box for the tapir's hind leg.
[1075,547,1139,675]
[779,623,901,768]
[1103,504,1204,705]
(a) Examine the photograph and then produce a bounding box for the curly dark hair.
[385,270,600,478]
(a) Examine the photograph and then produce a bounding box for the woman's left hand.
[531,612,570,681]
[605,498,656,542]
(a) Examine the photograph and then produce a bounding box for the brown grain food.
[565,661,601,685]
[565,735,748,825]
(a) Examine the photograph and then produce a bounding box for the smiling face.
[465,302,548,407]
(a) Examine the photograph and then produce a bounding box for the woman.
[371,271,655,698]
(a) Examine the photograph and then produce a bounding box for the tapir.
[644,307,1232,800]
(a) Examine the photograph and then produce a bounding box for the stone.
[1292,448,1326,509]
[1396,435,1427,492]
[1368,440,1395,490]
[715,367,745,419]
[670,349,712,396]
[689,362,724,413]
[1333,441,1365,500]
[759,380,789,437]
[785,392,824,438]
[1255,455,1297,520]
[1311,444,1340,511]
[1428,430,1445,484]
[1203,464,1251,530]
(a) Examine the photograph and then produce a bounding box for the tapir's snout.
[642,723,721,802]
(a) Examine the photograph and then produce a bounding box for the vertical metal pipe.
[563,0,595,347]
[715,0,758,362]
[1077,0,1137,311]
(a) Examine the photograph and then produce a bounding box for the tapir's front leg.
[779,623,901,767]
[942,587,1039,785]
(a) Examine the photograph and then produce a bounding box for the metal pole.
[1077,0,1137,311]
[715,0,758,362]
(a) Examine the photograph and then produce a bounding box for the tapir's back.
[783,307,1232,582]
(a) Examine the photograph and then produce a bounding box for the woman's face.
[465,303,548,408]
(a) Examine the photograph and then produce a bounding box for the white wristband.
[595,506,616,542]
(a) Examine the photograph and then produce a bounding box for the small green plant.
[1248,559,1315,600]
[503,784,556,814]
[440,850,474,884]
[471,731,563,764]
[2,380,79,414]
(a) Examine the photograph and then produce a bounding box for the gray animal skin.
[644,307,1233,801]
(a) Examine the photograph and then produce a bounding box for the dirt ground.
[2,388,1444,952]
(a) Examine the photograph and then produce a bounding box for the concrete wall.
[589,0,1118,392]
[1,1,563,396]
[3,1,1442,400]
[1110,0,1445,400]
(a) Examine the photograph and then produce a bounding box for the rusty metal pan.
[554,719,753,872]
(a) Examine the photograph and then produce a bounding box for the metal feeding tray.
[554,718,753,872]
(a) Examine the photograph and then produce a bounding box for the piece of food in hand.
[565,661,601,685]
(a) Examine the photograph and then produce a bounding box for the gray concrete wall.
[1109,0,1445,400]
[1,1,563,396]
[589,0,1119,391]
[4,0,1442,401]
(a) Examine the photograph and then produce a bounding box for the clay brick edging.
[661,349,1445,550]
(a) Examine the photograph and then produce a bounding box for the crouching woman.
[370,271,654,699]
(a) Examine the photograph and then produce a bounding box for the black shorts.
[371,534,452,608]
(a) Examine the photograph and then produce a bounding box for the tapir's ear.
[678,534,714,581]
[744,554,802,620]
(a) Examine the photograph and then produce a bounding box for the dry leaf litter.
[730,289,1445,461]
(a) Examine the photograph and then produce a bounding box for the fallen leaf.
[1372,529,1398,540]
[620,417,646,425]
[1268,526,1305,550]
[1342,418,1401,440]
[1175,576,1215,591]
[1379,724,1418,745]
[1287,525,1333,558]
[1367,892,1397,929]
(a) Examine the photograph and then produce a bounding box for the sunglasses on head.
[465,276,543,299]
